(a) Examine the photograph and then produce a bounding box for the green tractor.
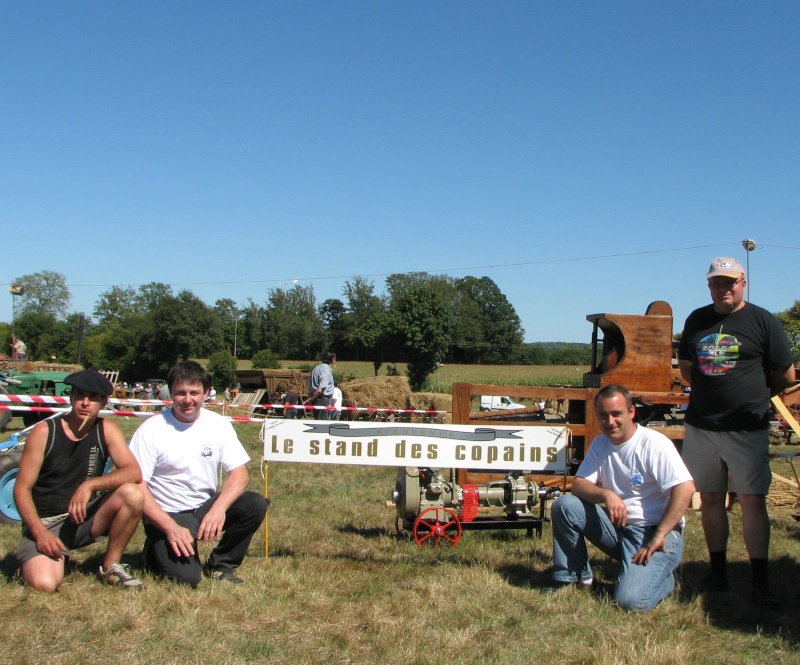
[0,369,72,431]
[0,370,73,525]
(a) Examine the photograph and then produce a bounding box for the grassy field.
[245,360,590,393]
[2,416,800,663]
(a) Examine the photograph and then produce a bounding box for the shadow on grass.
[1,551,20,583]
[501,552,800,644]
[336,524,393,539]
[677,558,800,643]
[498,554,620,590]
[0,547,148,586]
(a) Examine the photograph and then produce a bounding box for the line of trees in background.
[2,271,597,390]
[9,270,797,391]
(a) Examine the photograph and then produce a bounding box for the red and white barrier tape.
[3,402,799,455]
[0,404,267,423]
[0,394,178,406]
[0,394,71,405]
[0,394,449,414]
[269,404,448,415]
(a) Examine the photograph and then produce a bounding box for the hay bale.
[341,375,412,410]
[24,361,82,373]
[410,391,452,424]
[410,392,451,412]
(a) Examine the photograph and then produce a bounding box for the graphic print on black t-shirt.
[696,329,740,376]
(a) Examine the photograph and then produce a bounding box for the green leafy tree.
[449,290,485,363]
[520,345,551,365]
[454,276,524,363]
[135,282,174,310]
[343,277,386,360]
[72,331,107,369]
[238,299,267,359]
[214,298,242,357]
[13,311,58,360]
[0,322,11,357]
[390,283,453,391]
[207,350,237,391]
[40,313,94,364]
[92,283,168,376]
[264,285,324,360]
[130,289,220,378]
[14,270,71,319]
[319,298,351,356]
[549,345,592,365]
[94,286,139,326]
[385,272,451,300]
[97,318,144,377]
[251,348,280,369]
[777,301,800,364]
[354,311,394,376]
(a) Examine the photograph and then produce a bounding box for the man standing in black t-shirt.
[679,257,795,605]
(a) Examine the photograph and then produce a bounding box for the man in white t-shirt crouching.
[547,384,695,612]
[129,361,269,586]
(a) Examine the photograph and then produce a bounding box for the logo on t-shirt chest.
[697,332,741,376]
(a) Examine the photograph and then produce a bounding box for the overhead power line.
[6,241,797,292]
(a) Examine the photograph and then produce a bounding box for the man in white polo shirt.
[130,360,269,587]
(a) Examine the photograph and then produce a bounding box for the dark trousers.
[143,491,269,587]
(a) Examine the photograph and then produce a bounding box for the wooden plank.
[772,395,800,439]
[773,472,799,489]
[462,384,590,401]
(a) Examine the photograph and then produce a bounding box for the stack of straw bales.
[342,376,451,423]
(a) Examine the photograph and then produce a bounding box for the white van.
[479,395,526,411]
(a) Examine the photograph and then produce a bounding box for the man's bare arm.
[679,359,693,386]
[632,479,695,565]
[771,365,796,396]
[13,422,68,558]
[571,476,628,527]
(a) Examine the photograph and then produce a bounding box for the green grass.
[2,419,800,663]
[215,359,587,393]
[275,360,589,393]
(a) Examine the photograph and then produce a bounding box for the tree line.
[8,270,797,391]
[3,270,595,390]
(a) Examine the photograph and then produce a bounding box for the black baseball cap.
[64,369,114,397]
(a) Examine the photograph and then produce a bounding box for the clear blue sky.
[1,2,797,344]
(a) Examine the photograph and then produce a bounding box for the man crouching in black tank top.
[13,369,145,591]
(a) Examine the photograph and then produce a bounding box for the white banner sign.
[261,419,568,472]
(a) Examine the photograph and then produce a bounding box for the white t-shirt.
[577,425,692,527]
[130,408,251,513]
[331,387,343,413]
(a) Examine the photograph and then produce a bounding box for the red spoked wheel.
[412,507,462,548]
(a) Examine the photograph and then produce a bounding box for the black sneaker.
[204,567,244,584]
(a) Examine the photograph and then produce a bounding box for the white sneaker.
[98,563,145,589]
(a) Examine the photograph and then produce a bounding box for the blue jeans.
[551,494,683,612]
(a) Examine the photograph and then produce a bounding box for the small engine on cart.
[392,467,561,547]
